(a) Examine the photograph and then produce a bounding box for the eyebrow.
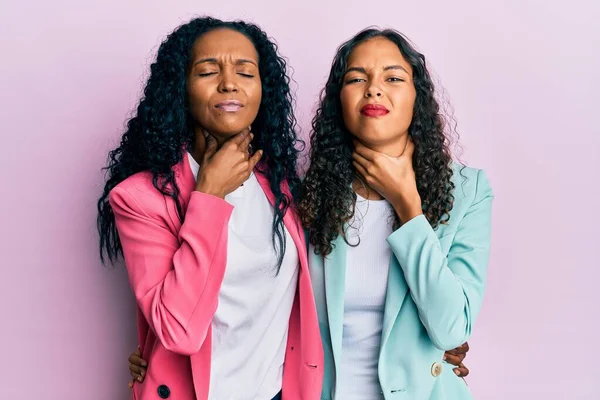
[193,58,258,67]
[345,65,409,74]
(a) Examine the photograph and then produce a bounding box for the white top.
[188,153,299,400]
[337,193,395,400]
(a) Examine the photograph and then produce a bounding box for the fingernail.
[141,361,147,367]
[454,370,460,376]
[138,376,143,382]
[443,355,446,360]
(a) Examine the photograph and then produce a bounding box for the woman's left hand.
[444,342,470,377]
[352,138,422,223]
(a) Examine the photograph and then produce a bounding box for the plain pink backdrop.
[1,0,598,399]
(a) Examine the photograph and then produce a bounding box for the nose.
[365,87,382,98]
[364,80,382,98]
[217,69,238,93]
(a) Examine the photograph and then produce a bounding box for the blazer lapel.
[164,152,196,229]
[380,255,409,353]
[324,234,347,393]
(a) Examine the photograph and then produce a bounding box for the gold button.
[431,361,443,377]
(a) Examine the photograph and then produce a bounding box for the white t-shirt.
[337,193,395,400]
[188,153,299,400]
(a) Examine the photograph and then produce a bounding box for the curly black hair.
[97,17,301,269]
[299,28,456,256]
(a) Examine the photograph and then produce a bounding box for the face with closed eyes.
[340,37,416,147]
[187,28,262,140]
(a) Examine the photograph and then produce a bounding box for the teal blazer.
[308,164,494,400]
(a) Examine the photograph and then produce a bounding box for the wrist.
[195,181,225,199]
[392,195,422,223]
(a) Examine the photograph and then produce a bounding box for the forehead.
[347,37,411,72]
[191,28,258,60]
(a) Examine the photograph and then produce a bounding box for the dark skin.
[127,34,472,387]
[189,28,264,199]
[123,26,266,388]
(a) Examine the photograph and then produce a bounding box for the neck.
[351,133,410,200]
[190,129,208,165]
[361,133,409,158]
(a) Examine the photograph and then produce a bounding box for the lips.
[360,103,389,117]
[215,100,244,112]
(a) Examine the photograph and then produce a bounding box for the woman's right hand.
[195,129,263,199]
[128,347,148,388]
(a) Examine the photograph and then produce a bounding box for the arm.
[110,187,234,355]
[386,170,493,350]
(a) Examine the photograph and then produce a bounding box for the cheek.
[187,85,210,113]
[340,89,360,130]
[245,82,262,115]
[394,91,416,125]
[250,84,262,108]
[340,88,354,113]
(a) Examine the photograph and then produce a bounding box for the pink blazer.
[109,154,324,400]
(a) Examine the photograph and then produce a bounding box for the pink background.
[1,0,598,399]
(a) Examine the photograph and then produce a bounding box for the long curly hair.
[299,28,456,256]
[97,17,301,269]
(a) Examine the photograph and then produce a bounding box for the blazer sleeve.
[386,169,494,350]
[109,187,234,355]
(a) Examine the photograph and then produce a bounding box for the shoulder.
[450,161,493,206]
[437,162,494,231]
[108,171,169,219]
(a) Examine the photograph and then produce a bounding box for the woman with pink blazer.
[97,17,323,400]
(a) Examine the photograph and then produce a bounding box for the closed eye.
[345,77,366,84]
[238,73,255,78]
[198,72,217,77]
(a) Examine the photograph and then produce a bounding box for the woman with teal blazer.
[126,27,491,400]
[297,28,493,399]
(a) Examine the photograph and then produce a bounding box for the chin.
[208,130,237,143]
[354,130,389,144]
[210,122,251,137]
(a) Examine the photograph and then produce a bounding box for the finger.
[248,149,263,171]
[229,128,251,146]
[448,343,469,356]
[352,151,371,171]
[129,363,145,375]
[239,132,254,153]
[130,369,144,382]
[353,161,369,180]
[454,363,469,377]
[128,379,134,389]
[134,347,141,357]
[443,353,465,366]
[128,354,147,367]
[352,140,377,161]
[204,134,218,160]
[130,370,143,380]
